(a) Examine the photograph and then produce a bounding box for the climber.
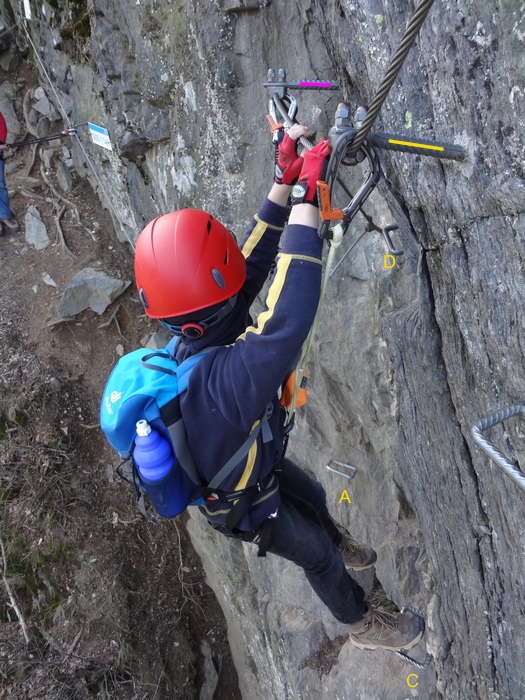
[133,124,424,653]
[0,110,20,235]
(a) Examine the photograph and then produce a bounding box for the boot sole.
[344,553,378,571]
[0,221,20,233]
[349,626,424,652]
[344,561,376,571]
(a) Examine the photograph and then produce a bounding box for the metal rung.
[401,605,426,619]
[395,650,433,669]
[394,606,431,668]
[326,459,357,479]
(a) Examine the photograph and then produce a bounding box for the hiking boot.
[348,604,424,652]
[337,525,377,571]
[0,217,20,233]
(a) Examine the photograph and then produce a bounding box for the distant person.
[0,110,20,235]
[132,124,424,652]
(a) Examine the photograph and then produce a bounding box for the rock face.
[8,0,525,698]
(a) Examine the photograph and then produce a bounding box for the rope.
[346,0,435,159]
[329,228,368,277]
[20,18,135,250]
[285,223,344,425]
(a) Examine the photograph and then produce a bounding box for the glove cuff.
[274,163,285,185]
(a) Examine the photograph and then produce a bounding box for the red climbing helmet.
[134,209,246,320]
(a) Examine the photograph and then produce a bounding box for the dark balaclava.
[174,292,252,363]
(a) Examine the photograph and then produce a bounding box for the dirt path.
[0,58,240,700]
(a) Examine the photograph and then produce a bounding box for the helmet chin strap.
[160,295,238,338]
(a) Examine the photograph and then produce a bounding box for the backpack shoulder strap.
[160,396,201,486]
[156,347,217,486]
[157,345,274,498]
[207,402,274,491]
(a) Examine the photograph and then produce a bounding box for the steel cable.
[471,405,525,494]
[346,0,435,159]
[21,17,133,248]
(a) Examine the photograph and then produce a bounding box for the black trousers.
[214,458,366,624]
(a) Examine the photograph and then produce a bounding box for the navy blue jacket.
[176,197,323,530]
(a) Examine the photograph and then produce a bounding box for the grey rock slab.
[57,268,131,317]
[0,84,20,138]
[56,161,73,192]
[0,45,20,72]
[14,175,42,190]
[142,330,171,350]
[32,93,61,121]
[24,205,50,250]
[41,149,56,169]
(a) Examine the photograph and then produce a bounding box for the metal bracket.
[394,606,432,669]
[326,459,357,480]
[265,68,288,99]
[395,650,433,669]
[381,224,404,256]
[471,404,525,494]
[264,67,339,99]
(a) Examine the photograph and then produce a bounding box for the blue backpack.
[100,338,270,519]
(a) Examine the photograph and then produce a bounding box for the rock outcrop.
[6,1,524,698]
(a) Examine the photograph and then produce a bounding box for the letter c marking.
[406,673,419,688]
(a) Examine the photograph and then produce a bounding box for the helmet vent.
[211,268,226,289]
[206,219,212,234]
[224,250,229,264]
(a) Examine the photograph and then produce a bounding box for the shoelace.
[339,533,360,553]
[366,586,400,612]
[367,607,399,631]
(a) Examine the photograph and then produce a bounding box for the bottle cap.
[136,419,152,437]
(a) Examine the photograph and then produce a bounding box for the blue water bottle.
[132,419,184,517]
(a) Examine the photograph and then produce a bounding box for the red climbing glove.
[274,132,304,185]
[274,124,313,186]
[290,139,331,207]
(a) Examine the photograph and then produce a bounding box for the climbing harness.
[471,405,525,494]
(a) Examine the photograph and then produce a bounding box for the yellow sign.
[383,254,396,269]
[339,490,352,504]
[406,673,419,688]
